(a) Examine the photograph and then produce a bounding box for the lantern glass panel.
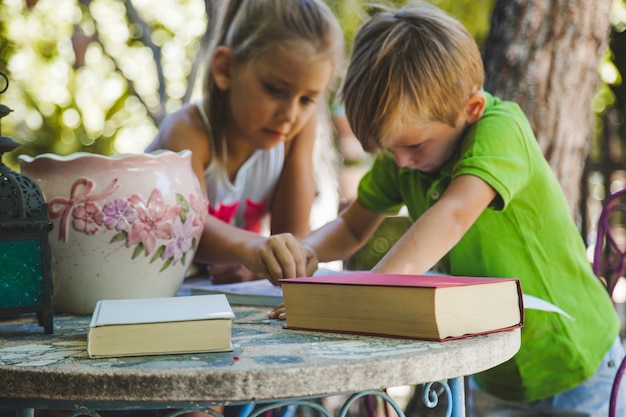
[0,239,44,308]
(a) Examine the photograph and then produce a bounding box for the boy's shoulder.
[474,92,532,137]
[480,91,525,118]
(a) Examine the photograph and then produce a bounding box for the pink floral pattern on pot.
[48,177,207,271]
[18,150,209,315]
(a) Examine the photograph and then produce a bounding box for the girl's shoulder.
[166,103,206,136]
[152,103,211,166]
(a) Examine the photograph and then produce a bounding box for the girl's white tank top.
[197,102,284,233]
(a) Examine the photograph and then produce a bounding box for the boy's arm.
[302,199,386,263]
[372,174,496,275]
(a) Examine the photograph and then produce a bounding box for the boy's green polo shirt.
[357,91,619,402]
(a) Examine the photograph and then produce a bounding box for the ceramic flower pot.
[18,150,208,315]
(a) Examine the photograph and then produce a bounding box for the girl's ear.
[212,46,233,91]
[464,90,486,124]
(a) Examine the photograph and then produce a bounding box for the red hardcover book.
[279,273,524,341]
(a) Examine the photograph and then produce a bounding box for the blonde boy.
[271,3,624,416]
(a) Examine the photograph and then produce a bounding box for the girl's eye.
[300,96,316,106]
[264,84,284,96]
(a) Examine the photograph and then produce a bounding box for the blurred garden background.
[1,0,625,249]
[2,3,626,414]
[0,0,497,158]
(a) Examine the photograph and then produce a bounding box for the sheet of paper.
[522,294,574,320]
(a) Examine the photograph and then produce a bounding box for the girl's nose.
[278,99,298,123]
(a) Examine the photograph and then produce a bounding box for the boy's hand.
[268,303,286,320]
[243,233,318,285]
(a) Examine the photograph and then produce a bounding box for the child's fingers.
[261,255,284,285]
[283,237,307,277]
[259,234,305,280]
[302,244,319,276]
[268,304,286,320]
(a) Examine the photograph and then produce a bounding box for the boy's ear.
[211,46,233,91]
[464,90,486,124]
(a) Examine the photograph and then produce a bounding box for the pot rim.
[17,149,191,164]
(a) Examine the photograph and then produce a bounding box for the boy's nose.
[393,151,412,168]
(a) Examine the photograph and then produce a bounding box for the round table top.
[0,306,520,406]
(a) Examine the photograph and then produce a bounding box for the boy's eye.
[408,143,422,150]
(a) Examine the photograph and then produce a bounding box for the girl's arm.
[372,174,496,275]
[269,111,317,238]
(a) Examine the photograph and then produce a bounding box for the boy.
[270,3,624,416]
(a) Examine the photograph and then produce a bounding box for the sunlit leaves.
[612,0,626,32]
[1,0,206,168]
[0,0,621,172]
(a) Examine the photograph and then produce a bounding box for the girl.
[147,0,344,284]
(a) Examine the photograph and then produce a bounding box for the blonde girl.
[147,0,344,284]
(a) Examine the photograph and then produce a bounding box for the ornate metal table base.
[12,379,464,417]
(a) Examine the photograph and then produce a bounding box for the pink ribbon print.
[48,178,120,242]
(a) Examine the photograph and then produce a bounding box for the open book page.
[186,278,283,306]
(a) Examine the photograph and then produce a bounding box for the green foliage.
[0,0,205,170]
[325,0,496,54]
[324,0,367,57]
[430,0,496,47]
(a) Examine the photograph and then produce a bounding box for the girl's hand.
[268,303,286,320]
[264,243,316,321]
[244,233,318,285]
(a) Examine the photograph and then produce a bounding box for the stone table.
[0,306,520,417]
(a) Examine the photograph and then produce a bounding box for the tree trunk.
[482,0,611,221]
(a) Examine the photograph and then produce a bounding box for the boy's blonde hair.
[342,2,484,152]
[203,0,344,157]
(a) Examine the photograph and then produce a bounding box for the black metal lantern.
[0,72,53,334]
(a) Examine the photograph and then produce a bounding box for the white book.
[87,294,234,358]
